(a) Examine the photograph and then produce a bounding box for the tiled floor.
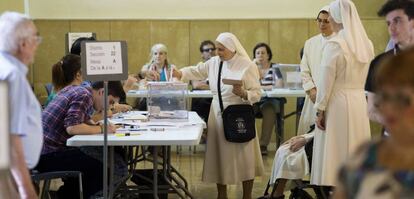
[47,147,279,199]
[162,150,275,199]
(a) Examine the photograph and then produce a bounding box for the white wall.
[28,0,332,19]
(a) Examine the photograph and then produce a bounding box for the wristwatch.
[316,110,323,117]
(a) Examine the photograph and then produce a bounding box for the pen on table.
[117,128,147,132]
[115,132,141,137]
[150,128,165,132]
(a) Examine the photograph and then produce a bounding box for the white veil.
[216,32,251,61]
[330,0,374,64]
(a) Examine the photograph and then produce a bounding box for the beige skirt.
[202,105,264,185]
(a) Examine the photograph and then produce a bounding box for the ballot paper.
[222,78,242,85]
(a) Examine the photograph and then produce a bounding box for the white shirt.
[0,51,43,169]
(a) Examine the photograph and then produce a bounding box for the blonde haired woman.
[140,43,178,82]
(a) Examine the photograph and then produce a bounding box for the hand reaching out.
[146,70,160,81]
[123,75,138,92]
[172,68,182,80]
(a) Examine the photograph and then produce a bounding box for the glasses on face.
[29,34,42,45]
[375,91,413,110]
[316,18,330,24]
[202,48,216,53]
[35,36,42,44]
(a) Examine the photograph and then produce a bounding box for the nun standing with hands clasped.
[312,0,374,188]
[173,32,264,199]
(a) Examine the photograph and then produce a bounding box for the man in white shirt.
[0,11,43,199]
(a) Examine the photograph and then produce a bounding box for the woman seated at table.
[252,42,285,155]
[137,43,179,110]
[140,43,178,82]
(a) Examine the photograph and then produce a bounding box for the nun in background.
[258,5,336,199]
[297,5,335,136]
[173,32,264,199]
[312,0,374,189]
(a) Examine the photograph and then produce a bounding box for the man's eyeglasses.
[316,18,330,24]
[35,36,42,44]
[30,35,42,45]
[202,48,216,53]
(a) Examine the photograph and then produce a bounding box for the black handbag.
[217,61,256,143]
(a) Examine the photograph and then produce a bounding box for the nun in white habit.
[173,32,264,199]
[265,7,335,195]
[312,0,374,186]
[298,5,336,136]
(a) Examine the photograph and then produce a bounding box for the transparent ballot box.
[147,82,188,122]
[273,64,302,90]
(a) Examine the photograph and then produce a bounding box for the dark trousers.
[35,148,103,199]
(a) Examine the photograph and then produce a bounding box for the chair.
[31,170,83,199]
[44,83,53,96]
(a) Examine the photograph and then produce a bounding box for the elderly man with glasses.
[0,11,43,199]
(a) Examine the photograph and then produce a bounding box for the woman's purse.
[217,61,256,143]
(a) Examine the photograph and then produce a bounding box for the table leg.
[164,146,194,199]
[161,146,186,198]
[108,146,115,198]
[153,146,159,199]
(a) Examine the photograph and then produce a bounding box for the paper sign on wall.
[66,32,96,53]
[86,42,123,75]
[81,41,128,81]
[0,82,9,170]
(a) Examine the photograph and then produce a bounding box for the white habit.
[298,33,335,135]
[180,33,264,184]
[311,0,374,186]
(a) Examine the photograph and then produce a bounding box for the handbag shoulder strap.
[217,61,224,113]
